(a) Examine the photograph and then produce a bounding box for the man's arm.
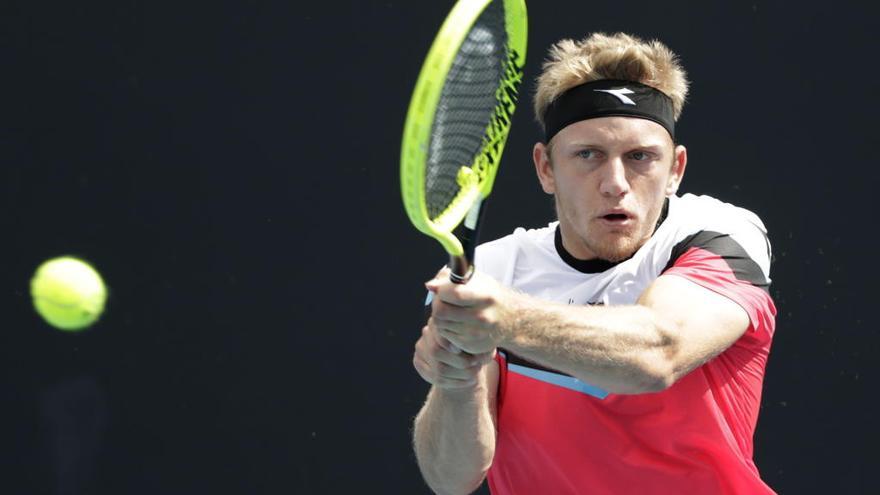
[412,319,499,495]
[428,268,750,395]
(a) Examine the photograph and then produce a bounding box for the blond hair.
[534,32,689,133]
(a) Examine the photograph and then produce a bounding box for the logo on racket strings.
[471,49,524,182]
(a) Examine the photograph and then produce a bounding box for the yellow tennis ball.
[30,256,107,331]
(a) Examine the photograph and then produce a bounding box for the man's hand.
[424,267,521,355]
[413,318,495,389]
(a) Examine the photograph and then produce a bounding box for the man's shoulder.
[663,193,773,277]
[665,194,771,258]
[671,193,768,235]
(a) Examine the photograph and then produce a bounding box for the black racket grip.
[448,255,473,284]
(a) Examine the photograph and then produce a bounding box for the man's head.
[534,33,688,134]
[532,33,689,262]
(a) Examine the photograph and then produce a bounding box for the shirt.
[479,193,777,495]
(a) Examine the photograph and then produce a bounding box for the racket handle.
[448,255,473,284]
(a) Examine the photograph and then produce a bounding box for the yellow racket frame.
[400,0,527,257]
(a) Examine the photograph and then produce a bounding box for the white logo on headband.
[594,88,636,105]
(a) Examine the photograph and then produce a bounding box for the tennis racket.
[400,0,527,284]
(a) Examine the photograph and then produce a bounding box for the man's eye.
[629,151,651,161]
[577,149,597,159]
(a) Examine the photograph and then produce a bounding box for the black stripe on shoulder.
[663,230,770,290]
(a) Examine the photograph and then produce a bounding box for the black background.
[2,1,877,493]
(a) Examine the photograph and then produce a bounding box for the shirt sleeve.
[661,230,777,338]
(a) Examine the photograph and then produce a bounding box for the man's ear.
[666,144,688,196]
[534,142,556,194]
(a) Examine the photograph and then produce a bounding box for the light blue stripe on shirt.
[507,362,609,399]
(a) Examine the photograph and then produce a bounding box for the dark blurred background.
[1,1,877,493]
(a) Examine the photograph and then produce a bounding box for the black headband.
[542,79,675,142]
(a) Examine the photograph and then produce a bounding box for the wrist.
[432,370,490,402]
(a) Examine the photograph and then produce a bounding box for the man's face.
[533,116,687,262]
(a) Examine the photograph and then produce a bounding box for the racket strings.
[425,0,508,220]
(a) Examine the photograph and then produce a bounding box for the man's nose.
[598,158,630,197]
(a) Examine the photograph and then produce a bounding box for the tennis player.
[411,32,777,494]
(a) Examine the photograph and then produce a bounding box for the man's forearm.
[502,298,679,394]
[413,369,496,495]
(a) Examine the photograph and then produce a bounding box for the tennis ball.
[30,256,107,331]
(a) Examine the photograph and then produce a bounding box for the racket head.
[400,0,527,258]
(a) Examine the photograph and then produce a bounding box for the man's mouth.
[598,210,634,226]
[602,213,629,221]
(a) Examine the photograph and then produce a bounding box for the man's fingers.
[413,348,481,389]
[436,333,464,355]
[419,326,494,368]
[435,285,480,307]
[431,302,478,325]
[430,333,480,368]
[424,266,451,292]
[426,278,488,309]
